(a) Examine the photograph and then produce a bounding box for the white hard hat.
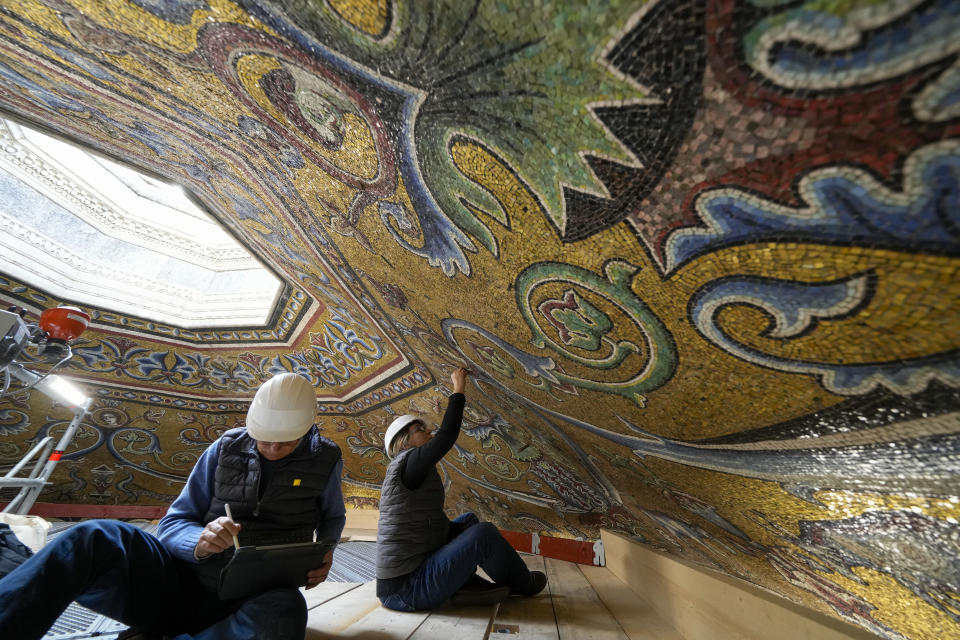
[384,414,422,459]
[246,373,317,442]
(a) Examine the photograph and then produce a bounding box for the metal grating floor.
[43,603,126,640]
[328,541,377,583]
[38,524,376,639]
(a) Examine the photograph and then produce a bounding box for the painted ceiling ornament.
[234,0,703,274]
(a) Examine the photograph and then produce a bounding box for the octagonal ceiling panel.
[0,117,285,327]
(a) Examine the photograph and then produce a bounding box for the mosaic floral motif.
[241,0,706,272]
[28,402,205,482]
[441,259,677,408]
[0,1,957,637]
[67,319,386,393]
[0,408,29,437]
[515,260,677,402]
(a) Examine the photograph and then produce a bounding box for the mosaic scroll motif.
[28,402,210,484]
[0,1,956,637]
[443,260,676,407]
[742,0,960,123]
[669,142,960,273]
[680,141,960,394]
[689,272,959,395]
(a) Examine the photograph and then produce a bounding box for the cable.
[18,348,73,391]
[0,349,72,397]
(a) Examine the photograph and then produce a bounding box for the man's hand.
[304,550,335,589]
[194,516,240,559]
[450,367,469,394]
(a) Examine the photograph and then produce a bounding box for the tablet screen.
[218,539,336,600]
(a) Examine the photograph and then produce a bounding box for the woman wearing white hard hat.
[376,367,547,610]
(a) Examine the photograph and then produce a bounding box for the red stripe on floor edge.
[500,529,533,553]
[500,529,599,565]
[538,535,598,565]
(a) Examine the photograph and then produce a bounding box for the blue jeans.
[379,512,534,611]
[0,520,306,640]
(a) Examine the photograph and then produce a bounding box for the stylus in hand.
[224,503,241,550]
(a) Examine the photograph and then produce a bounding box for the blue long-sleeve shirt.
[158,438,346,563]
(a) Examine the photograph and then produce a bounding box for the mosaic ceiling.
[0,1,957,638]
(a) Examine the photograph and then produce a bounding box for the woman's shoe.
[450,583,510,606]
[511,570,547,596]
[461,573,494,589]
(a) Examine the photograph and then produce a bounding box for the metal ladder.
[0,363,91,515]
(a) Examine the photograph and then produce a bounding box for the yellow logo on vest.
[293,478,302,486]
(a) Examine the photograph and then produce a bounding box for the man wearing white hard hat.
[376,367,547,611]
[0,373,345,640]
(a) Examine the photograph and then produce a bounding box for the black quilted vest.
[376,448,450,579]
[203,426,341,542]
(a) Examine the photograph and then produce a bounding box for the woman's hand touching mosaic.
[450,367,469,394]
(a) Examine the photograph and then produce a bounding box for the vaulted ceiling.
[0,2,957,638]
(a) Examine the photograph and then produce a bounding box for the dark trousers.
[379,512,534,611]
[0,520,306,640]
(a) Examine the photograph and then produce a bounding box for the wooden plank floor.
[303,554,683,640]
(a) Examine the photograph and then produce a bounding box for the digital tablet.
[218,538,337,600]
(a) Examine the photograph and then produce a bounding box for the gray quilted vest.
[376,448,449,579]
[203,425,342,542]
